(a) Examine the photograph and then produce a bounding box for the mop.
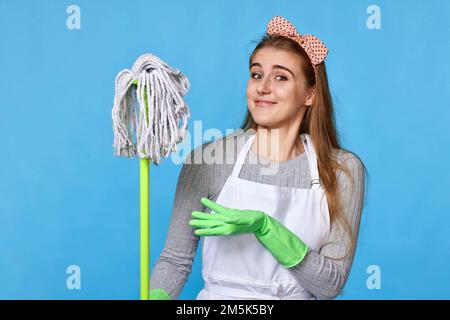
[112,53,191,300]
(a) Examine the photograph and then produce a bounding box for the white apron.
[196,133,330,300]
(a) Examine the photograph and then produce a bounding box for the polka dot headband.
[267,16,329,67]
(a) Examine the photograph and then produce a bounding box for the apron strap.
[301,134,322,190]
[231,133,256,178]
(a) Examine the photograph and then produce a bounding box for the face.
[246,47,314,129]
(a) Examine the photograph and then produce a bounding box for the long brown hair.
[241,34,368,259]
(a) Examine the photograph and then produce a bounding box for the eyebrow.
[250,62,295,79]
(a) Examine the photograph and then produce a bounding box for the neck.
[251,126,305,163]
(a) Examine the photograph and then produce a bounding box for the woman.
[149,15,367,300]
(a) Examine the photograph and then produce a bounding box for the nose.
[256,78,271,95]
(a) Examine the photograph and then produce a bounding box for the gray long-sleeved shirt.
[150,129,366,300]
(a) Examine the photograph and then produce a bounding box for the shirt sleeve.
[149,145,211,299]
[287,154,366,300]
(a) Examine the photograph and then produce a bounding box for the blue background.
[1,0,449,299]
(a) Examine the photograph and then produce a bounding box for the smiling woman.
[240,17,367,265]
[149,15,368,300]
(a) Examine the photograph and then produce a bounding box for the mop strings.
[112,54,191,164]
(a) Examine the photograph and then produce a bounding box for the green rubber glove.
[149,288,172,300]
[190,198,267,235]
[190,198,309,268]
[255,213,309,268]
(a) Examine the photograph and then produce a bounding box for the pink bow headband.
[267,16,328,67]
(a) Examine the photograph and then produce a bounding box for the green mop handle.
[133,80,150,300]
[140,158,149,300]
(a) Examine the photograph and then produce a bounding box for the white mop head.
[112,54,191,164]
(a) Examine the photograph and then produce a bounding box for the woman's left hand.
[189,198,267,236]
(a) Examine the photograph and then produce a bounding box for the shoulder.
[331,149,366,205]
[183,141,211,165]
[332,149,366,185]
[179,131,247,195]
[334,149,365,170]
[184,129,251,165]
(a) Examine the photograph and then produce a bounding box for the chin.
[251,116,278,128]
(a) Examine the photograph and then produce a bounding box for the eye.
[250,72,288,81]
[275,75,288,81]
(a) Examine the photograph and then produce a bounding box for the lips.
[254,100,277,106]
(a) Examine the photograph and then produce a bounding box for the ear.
[304,87,315,107]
